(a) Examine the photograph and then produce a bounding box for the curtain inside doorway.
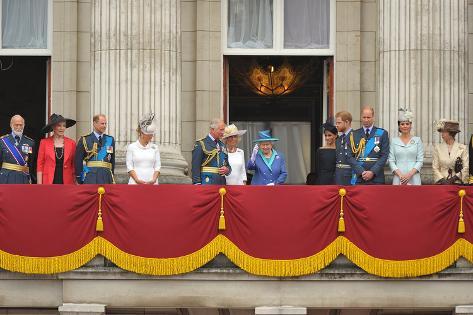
[284,0,330,49]
[227,0,273,48]
[233,121,311,184]
[2,0,48,49]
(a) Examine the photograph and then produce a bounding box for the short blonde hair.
[361,105,375,116]
[93,114,106,123]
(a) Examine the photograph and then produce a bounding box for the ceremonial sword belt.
[357,157,379,162]
[86,161,112,170]
[1,162,29,173]
[336,163,351,169]
[201,166,219,174]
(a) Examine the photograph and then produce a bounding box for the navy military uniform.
[75,132,115,184]
[191,135,231,185]
[0,133,35,184]
[469,134,473,184]
[346,126,389,185]
[334,129,353,185]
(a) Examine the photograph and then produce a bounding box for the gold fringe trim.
[0,236,473,277]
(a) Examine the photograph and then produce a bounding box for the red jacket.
[37,136,76,184]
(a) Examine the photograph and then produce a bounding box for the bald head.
[10,115,25,134]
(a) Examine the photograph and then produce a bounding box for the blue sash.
[1,137,26,166]
[363,128,384,158]
[350,129,384,185]
[259,149,277,171]
[82,135,113,181]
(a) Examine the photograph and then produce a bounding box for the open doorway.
[226,56,330,184]
[0,56,48,146]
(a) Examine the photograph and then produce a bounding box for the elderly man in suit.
[0,115,35,184]
[346,106,389,185]
[191,118,231,185]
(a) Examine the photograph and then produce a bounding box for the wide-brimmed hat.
[436,119,460,133]
[139,113,158,135]
[223,124,247,139]
[253,130,279,142]
[398,108,414,122]
[41,113,76,133]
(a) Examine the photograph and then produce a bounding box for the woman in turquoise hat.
[247,130,287,185]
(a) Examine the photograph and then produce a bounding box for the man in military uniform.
[346,106,389,185]
[75,114,115,184]
[334,111,354,185]
[191,119,231,185]
[0,115,35,184]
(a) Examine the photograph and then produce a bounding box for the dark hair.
[322,123,338,137]
[397,120,412,133]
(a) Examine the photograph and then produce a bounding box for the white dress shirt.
[126,140,161,184]
[225,148,247,185]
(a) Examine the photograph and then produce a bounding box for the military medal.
[21,144,29,154]
[374,146,380,153]
[107,154,111,162]
[106,146,113,153]
[205,177,210,183]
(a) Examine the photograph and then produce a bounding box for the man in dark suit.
[191,119,231,185]
[0,115,35,184]
[334,111,354,185]
[75,114,115,184]
[347,106,389,185]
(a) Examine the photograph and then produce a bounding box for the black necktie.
[365,129,370,139]
[341,133,346,145]
[14,135,20,145]
[98,135,103,147]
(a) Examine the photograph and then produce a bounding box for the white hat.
[398,108,414,122]
[223,124,247,139]
[139,113,157,135]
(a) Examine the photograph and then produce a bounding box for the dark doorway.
[227,56,328,184]
[0,56,48,147]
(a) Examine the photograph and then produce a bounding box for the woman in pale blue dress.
[388,108,424,185]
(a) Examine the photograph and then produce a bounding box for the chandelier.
[236,60,312,97]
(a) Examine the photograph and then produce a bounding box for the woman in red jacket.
[37,114,77,184]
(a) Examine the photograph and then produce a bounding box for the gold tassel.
[338,217,345,233]
[458,189,466,234]
[218,187,227,231]
[96,187,105,232]
[338,188,347,233]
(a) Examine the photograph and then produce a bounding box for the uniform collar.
[93,131,103,140]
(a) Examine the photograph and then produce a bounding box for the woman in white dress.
[388,108,424,185]
[222,124,247,185]
[126,114,161,185]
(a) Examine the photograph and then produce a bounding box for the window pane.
[2,0,48,49]
[228,0,273,49]
[284,0,330,49]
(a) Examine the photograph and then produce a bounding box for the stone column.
[91,0,190,183]
[58,303,105,315]
[378,0,468,156]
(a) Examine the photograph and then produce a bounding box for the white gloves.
[266,183,275,186]
[250,144,259,162]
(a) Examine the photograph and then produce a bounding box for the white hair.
[10,115,25,125]
[209,118,224,130]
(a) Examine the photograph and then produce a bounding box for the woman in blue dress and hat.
[247,130,287,185]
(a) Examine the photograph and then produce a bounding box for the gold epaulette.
[82,134,98,161]
[0,135,6,139]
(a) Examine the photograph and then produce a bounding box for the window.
[223,0,335,55]
[0,0,52,55]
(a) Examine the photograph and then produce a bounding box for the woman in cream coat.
[432,119,469,184]
[388,109,424,185]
